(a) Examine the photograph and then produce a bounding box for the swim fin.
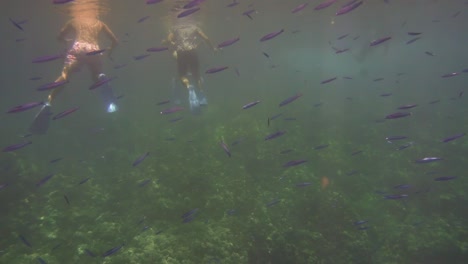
[188,85,201,113]
[98,74,118,113]
[29,103,51,135]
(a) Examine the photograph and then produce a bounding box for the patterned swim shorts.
[65,42,100,66]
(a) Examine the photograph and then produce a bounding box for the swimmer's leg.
[90,59,118,113]
[30,60,77,134]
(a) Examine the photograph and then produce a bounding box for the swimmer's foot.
[29,103,51,135]
[198,91,207,106]
[188,85,200,111]
[98,73,118,113]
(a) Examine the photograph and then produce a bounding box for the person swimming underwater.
[30,5,119,134]
[164,23,216,110]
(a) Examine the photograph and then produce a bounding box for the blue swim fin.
[98,74,118,113]
[29,103,51,135]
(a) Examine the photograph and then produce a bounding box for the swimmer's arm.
[197,29,216,51]
[57,20,73,42]
[102,23,118,49]
[163,32,176,46]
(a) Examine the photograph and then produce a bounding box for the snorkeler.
[164,23,216,111]
[30,9,119,134]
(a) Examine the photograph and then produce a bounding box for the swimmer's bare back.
[58,17,118,48]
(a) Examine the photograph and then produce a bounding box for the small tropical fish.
[157,100,170,105]
[102,244,124,257]
[137,16,150,23]
[397,142,413,150]
[53,0,75,4]
[408,32,422,35]
[441,133,465,143]
[138,179,151,187]
[291,3,308,13]
[217,37,240,49]
[133,152,150,167]
[7,101,43,113]
[394,184,411,189]
[279,93,303,107]
[384,194,408,200]
[441,72,459,78]
[386,136,407,143]
[415,157,442,164]
[260,29,284,42]
[37,80,68,91]
[314,144,329,150]
[32,54,63,63]
[321,77,337,84]
[398,104,417,109]
[64,195,70,205]
[37,257,47,264]
[89,76,116,90]
[296,182,312,187]
[336,0,362,15]
[283,159,307,167]
[242,100,260,109]
[354,220,368,226]
[146,46,169,52]
[19,235,32,247]
[406,37,421,45]
[78,177,90,185]
[36,174,54,187]
[385,112,411,119]
[280,149,293,154]
[265,131,286,141]
[434,176,457,181]
[9,18,23,31]
[86,49,106,56]
[425,51,434,56]
[84,249,96,257]
[205,66,229,74]
[177,7,200,18]
[314,0,338,10]
[160,106,184,114]
[3,141,32,152]
[370,36,391,46]
[220,141,231,157]
[134,54,150,60]
[53,107,79,120]
[266,198,281,207]
[49,157,63,163]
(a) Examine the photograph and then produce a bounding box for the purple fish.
[415,157,443,164]
[406,37,421,45]
[146,0,163,4]
[336,0,362,15]
[370,36,391,46]
[283,159,307,168]
[177,7,200,18]
[341,0,358,8]
[183,0,204,9]
[9,18,23,31]
[102,244,124,257]
[385,136,407,142]
[220,141,231,157]
[137,16,150,23]
[408,32,422,36]
[7,101,43,113]
[295,182,312,187]
[321,77,337,84]
[89,76,116,90]
[19,235,32,248]
[384,194,408,200]
[205,66,229,74]
[441,133,465,143]
[86,49,106,56]
[314,144,329,150]
[52,0,74,4]
[243,9,256,19]
[37,80,68,91]
[133,152,150,167]
[314,0,338,10]
[260,29,284,42]
[3,141,32,152]
[398,104,417,110]
[157,100,170,105]
[385,112,411,119]
[279,93,303,107]
[265,131,286,141]
[242,100,260,109]
[160,106,184,114]
[434,176,457,181]
[32,54,63,63]
[53,107,79,120]
[441,72,459,78]
[292,3,308,13]
[134,54,151,60]
[147,46,169,52]
[266,198,281,207]
[0,183,9,191]
[217,37,240,49]
[36,174,54,187]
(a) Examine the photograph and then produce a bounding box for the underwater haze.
[1,0,468,263]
